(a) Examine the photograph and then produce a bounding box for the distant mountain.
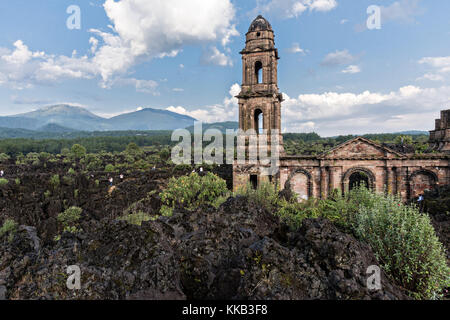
[0,104,196,132]
[37,123,79,133]
[107,108,196,131]
[394,130,429,136]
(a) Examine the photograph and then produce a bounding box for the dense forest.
[0,130,431,157]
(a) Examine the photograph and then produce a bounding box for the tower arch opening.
[254,109,264,134]
[255,61,263,84]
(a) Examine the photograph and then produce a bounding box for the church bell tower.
[236,15,284,154]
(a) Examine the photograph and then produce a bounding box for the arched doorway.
[349,171,370,191]
[409,170,437,199]
[285,169,312,202]
[342,168,375,193]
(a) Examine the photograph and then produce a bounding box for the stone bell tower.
[233,15,284,191]
[236,15,284,155]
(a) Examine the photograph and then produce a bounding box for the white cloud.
[308,0,338,12]
[162,82,450,135]
[166,83,240,123]
[281,84,450,135]
[202,46,233,67]
[255,0,338,19]
[0,0,239,90]
[288,43,307,54]
[98,0,238,77]
[417,73,444,82]
[340,19,348,24]
[419,56,450,74]
[321,49,355,66]
[417,56,450,83]
[341,65,361,74]
[381,0,423,24]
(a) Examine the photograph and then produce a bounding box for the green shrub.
[56,207,83,237]
[71,144,87,159]
[68,168,76,175]
[44,190,51,199]
[0,178,8,185]
[105,164,116,172]
[160,172,228,216]
[14,178,20,185]
[158,148,170,161]
[234,181,280,212]
[125,142,144,158]
[57,206,82,227]
[350,189,450,300]
[0,219,18,242]
[50,174,60,188]
[0,153,10,162]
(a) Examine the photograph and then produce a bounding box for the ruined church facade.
[233,16,450,202]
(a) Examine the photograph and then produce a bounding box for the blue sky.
[0,0,449,135]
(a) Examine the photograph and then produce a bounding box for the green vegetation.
[0,219,18,242]
[0,178,8,185]
[49,174,60,188]
[105,164,116,172]
[56,206,83,238]
[0,130,430,157]
[236,183,449,300]
[160,172,229,216]
[352,190,450,300]
[70,144,87,158]
[0,153,10,161]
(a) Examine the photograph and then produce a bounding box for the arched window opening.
[254,109,264,135]
[255,61,263,84]
[349,172,369,191]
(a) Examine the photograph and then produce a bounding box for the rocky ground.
[0,196,409,300]
[0,160,413,300]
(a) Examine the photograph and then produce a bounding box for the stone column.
[386,166,394,194]
[328,167,335,196]
[320,166,328,199]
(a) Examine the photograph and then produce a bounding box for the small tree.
[0,219,18,242]
[394,135,413,145]
[57,206,83,235]
[71,144,87,159]
[125,142,143,158]
[50,174,60,188]
[105,164,116,172]
[158,148,170,162]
